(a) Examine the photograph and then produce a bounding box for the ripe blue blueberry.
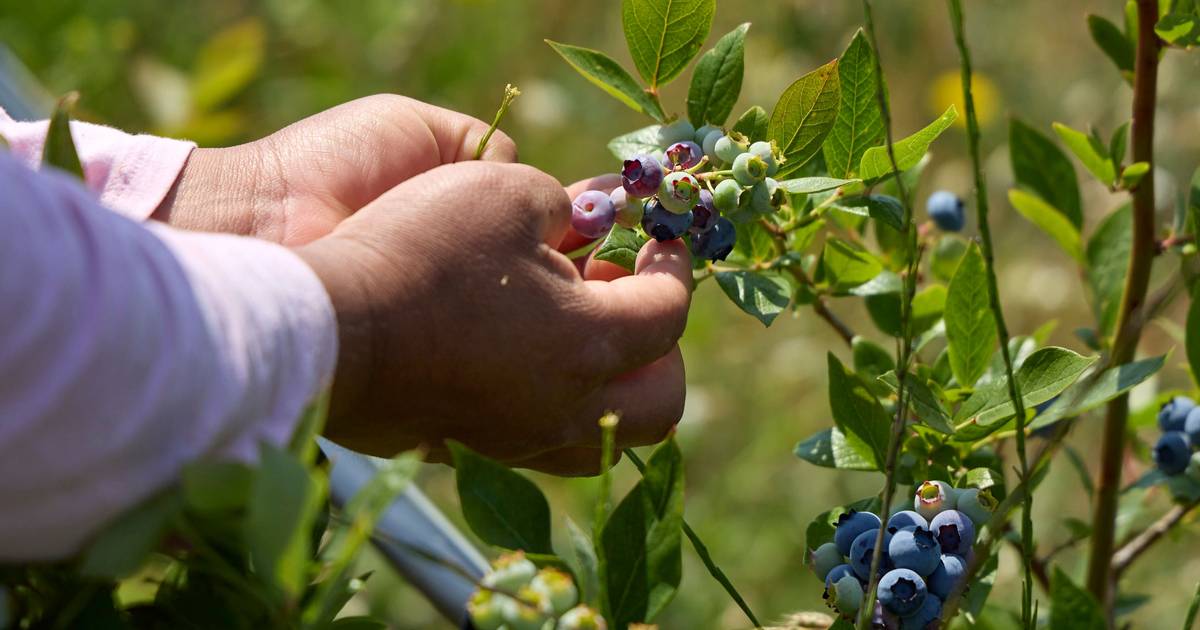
[1154,431,1192,476]
[610,187,641,229]
[929,510,976,555]
[714,134,748,164]
[621,154,665,198]
[712,178,742,213]
[834,510,883,556]
[571,190,616,240]
[658,171,702,214]
[691,217,737,261]
[824,564,857,594]
[666,141,704,170]
[926,190,965,232]
[878,568,928,617]
[955,488,996,528]
[830,574,864,616]
[1186,407,1200,448]
[656,120,695,147]
[914,480,957,521]
[899,592,942,630]
[702,129,725,164]
[732,152,768,186]
[926,554,967,599]
[810,541,845,582]
[1159,396,1196,432]
[641,199,693,242]
[886,510,928,534]
[888,527,941,577]
[748,141,779,176]
[850,528,893,581]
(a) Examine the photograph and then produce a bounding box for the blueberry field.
[5,0,1200,628]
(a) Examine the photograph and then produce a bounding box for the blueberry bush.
[5,0,1200,628]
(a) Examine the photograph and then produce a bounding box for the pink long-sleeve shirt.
[0,109,338,559]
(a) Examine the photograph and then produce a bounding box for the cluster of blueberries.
[809,481,996,629]
[468,552,605,630]
[570,119,789,262]
[1152,396,1200,478]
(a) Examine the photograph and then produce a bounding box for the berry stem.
[945,2,1035,627]
[472,84,520,161]
[1087,0,1162,619]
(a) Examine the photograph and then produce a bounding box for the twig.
[1183,582,1200,630]
[781,264,855,347]
[1087,0,1162,618]
[623,449,762,628]
[473,84,520,160]
[1112,499,1200,575]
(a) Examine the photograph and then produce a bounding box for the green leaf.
[848,270,902,297]
[878,372,955,435]
[858,105,957,182]
[247,445,327,598]
[566,517,600,606]
[81,491,182,578]
[290,389,330,466]
[823,29,884,179]
[837,194,903,231]
[1156,11,1200,47]
[827,353,891,469]
[43,93,84,179]
[192,18,265,111]
[1088,14,1136,76]
[852,336,895,380]
[181,460,254,514]
[1031,355,1166,429]
[1121,161,1150,189]
[595,225,648,272]
[715,271,791,326]
[731,105,770,142]
[609,124,664,161]
[768,59,841,177]
[957,347,1098,427]
[1188,298,1200,389]
[621,0,715,88]
[945,243,996,387]
[1053,122,1117,185]
[1050,568,1106,630]
[1087,204,1132,336]
[794,427,877,470]
[328,618,387,630]
[546,41,666,122]
[823,239,883,291]
[449,441,552,553]
[1010,118,1082,228]
[686,23,748,126]
[728,219,776,265]
[1111,121,1130,165]
[1008,189,1084,263]
[775,177,859,194]
[931,235,969,283]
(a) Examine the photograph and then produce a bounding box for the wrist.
[152,145,272,237]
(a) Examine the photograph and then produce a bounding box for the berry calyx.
[665,141,704,170]
[748,140,779,175]
[928,510,976,555]
[913,480,956,520]
[878,568,928,617]
[658,171,702,214]
[732,152,768,186]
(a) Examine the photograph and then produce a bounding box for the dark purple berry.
[665,141,703,170]
[570,190,616,240]
[621,154,665,198]
[690,217,736,261]
[641,199,693,242]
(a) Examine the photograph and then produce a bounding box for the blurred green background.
[4,0,1200,627]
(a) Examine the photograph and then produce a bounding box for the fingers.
[400,96,518,164]
[568,346,686,449]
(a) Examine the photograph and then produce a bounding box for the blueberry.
[500,585,552,630]
[693,124,721,144]
[928,510,976,555]
[571,190,616,240]
[1188,452,1200,482]
[1186,407,1200,448]
[810,541,845,582]
[913,480,957,521]
[888,527,941,577]
[556,605,606,630]
[886,510,928,533]
[834,510,883,556]
[467,590,506,630]
[483,551,538,592]
[702,129,725,164]
[748,141,779,176]
[878,568,928,617]
[831,574,864,616]
[745,177,782,214]
[1160,396,1196,432]
[657,120,696,147]
[610,187,641,229]
[926,191,965,232]
[641,199,693,242]
[658,171,702,214]
[621,154,665,198]
[712,178,743,213]
[824,563,857,594]
[665,141,704,170]
[714,134,748,164]
[955,488,996,528]
[690,189,718,234]
[871,601,901,630]
[899,593,942,630]
[850,528,894,581]
[926,554,967,599]
[1154,431,1192,476]
[530,567,577,616]
[691,217,737,261]
[732,152,768,186]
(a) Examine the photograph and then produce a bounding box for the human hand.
[295,161,692,475]
[154,94,515,245]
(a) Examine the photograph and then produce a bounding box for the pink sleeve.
[0,106,195,221]
[0,152,338,560]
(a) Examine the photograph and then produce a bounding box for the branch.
[783,265,856,347]
[1112,499,1200,575]
[1087,0,1162,617]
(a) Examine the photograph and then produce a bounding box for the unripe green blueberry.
[831,574,864,616]
[712,178,742,213]
[748,141,779,176]
[530,568,577,616]
[1188,452,1200,482]
[610,187,641,229]
[702,129,725,165]
[745,177,783,214]
[714,134,748,163]
[501,585,553,630]
[810,542,844,581]
[694,124,721,145]
[557,605,608,630]
[732,152,768,186]
[483,551,538,592]
[955,488,996,527]
[658,171,702,214]
[913,480,957,521]
[657,119,695,147]
[467,590,507,630]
